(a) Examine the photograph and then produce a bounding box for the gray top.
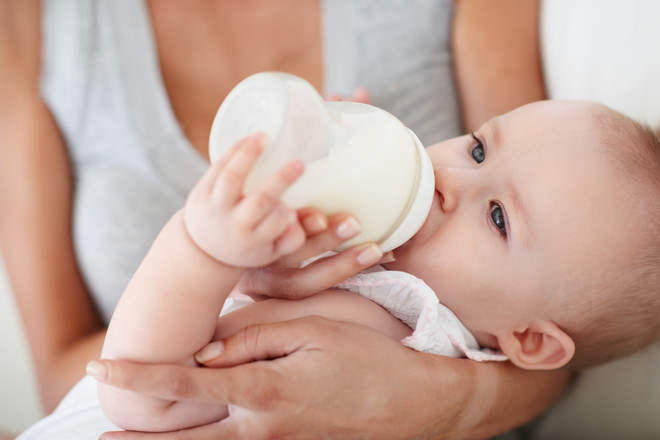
[40,0,461,323]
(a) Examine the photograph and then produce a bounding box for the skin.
[452,0,546,131]
[2,1,573,439]
[0,0,328,412]
[98,135,412,431]
[91,323,570,440]
[0,1,106,411]
[98,101,634,432]
[388,101,643,369]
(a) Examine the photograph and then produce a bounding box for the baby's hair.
[563,106,660,369]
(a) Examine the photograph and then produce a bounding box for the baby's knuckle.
[221,168,243,186]
[254,191,277,211]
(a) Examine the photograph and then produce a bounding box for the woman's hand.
[239,209,392,300]
[90,317,572,439]
[90,317,470,440]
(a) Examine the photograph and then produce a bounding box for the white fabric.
[336,267,507,362]
[540,0,660,126]
[39,0,461,326]
[16,376,116,439]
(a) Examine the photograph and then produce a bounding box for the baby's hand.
[183,134,306,267]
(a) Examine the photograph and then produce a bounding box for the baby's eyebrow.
[481,118,533,245]
[506,178,533,247]
[488,119,534,246]
[484,118,502,153]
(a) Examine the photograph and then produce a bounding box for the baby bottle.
[209,72,434,252]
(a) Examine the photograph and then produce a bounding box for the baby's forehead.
[512,105,644,267]
[511,100,619,138]
[508,101,630,168]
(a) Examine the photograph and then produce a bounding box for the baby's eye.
[490,202,507,238]
[470,133,485,164]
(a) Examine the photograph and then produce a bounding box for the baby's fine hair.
[564,105,660,369]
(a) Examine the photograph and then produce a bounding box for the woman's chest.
[148,0,323,159]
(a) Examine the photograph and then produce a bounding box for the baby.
[98,100,660,432]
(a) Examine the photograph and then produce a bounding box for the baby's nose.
[434,166,480,212]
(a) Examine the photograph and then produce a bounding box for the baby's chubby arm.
[210,290,413,346]
[98,134,306,432]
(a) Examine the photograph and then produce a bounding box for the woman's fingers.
[326,86,370,104]
[270,213,361,267]
[99,421,226,440]
[88,361,224,404]
[88,358,284,411]
[88,318,320,401]
[239,242,389,299]
[194,319,314,368]
[88,319,318,426]
[92,317,439,440]
[297,207,329,235]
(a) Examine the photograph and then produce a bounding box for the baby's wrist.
[176,210,244,271]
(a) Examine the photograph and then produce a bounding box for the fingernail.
[336,217,361,240]
[288,210,298,225]
[254,132,269,148]
[378,251,395,264]
[86,361,108,382]
[194,341,224,364]
[302,213,328,234]
[353,86,369,102]
[357,244,383,266]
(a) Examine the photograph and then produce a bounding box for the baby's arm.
[98,134,306,432]
[212,289,413,344]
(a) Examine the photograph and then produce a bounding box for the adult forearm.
[90,318,574,440]
[445,360,572,439]
[453,0,545,132]
[37,329,106,413]
[0,97,107,413]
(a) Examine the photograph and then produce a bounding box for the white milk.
[276,121,417,248]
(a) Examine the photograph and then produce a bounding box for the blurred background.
[0,251,42,437]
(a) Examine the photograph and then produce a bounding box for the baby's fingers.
[236,159,305,225]
[211,134,265,205]
[253,203,305,257]
[192,135,247,197]
[274,217,306,256]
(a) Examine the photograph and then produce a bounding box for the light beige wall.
[0,252,43,436]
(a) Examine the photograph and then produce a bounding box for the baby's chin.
[384,192,442,271]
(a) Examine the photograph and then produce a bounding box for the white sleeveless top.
[39,0,461,323]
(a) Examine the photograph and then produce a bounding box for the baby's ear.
[497,321,575,370]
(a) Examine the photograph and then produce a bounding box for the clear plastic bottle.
[209,72,434,252]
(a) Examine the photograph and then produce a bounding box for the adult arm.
[90,318,571,440]
[0,0,106,412]
[453,0,546,131]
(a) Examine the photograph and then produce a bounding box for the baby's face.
[385,101,641,347]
